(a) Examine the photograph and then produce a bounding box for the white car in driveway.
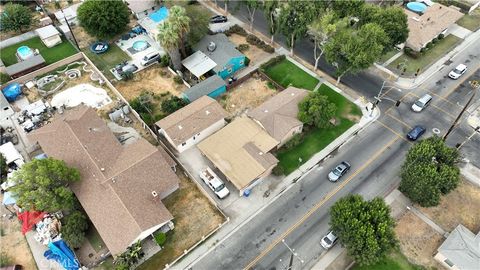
[199,167,230,199]
[448,64,467,79]
[320,231,338,249]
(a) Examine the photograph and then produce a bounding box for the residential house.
[35,25,62,48]
[404,2,463,51]
[125,0,160,19]
[434,224,480,270]
[156,96,228,153]
[29,106,180,256]
[248,87,308,147]
[5,55,46,79]
[194,34,246,79]
[183,75,227,102]
[198,117,279,195]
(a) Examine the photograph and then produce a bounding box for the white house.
[35,25,62,48]
[155,96,228,153]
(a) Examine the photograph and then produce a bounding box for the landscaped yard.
[263,58,319,90]
[0,72,10,84]
[0,37,77,66]
[352,250,423,270]
[456,9,480,31]
[388,35,462,76]
[83,44,131,80]
[276,84,362,174]
[137,171,225,270]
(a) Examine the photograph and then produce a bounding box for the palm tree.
[168,5,190,58]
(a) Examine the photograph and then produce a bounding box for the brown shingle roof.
[155,96,228,146]
[29,106,179,256]
[404,4,463,51]
[247,87,308,142]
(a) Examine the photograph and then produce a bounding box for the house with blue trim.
[194,34,246,79]
[183,75,226,102]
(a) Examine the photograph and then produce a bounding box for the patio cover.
[182,51,217,78]
[18,211,46,235]
[35,25,60,39]
[0,142,23,165]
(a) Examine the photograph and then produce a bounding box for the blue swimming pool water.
[132,40,149,52]
[149,7,169,23]
[17,46,34,60]
[407,2,427,13]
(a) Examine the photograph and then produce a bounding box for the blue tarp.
[2,83,22,102]
[44,240,80,270]
[35,153,48,160]
[2,191,16,205]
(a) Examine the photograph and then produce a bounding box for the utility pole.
[61,8,80,51]
[281,239,304,265]
[371,81,402,115]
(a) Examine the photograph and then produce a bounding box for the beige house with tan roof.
[29,106,179,256]
[404,3,463,51]
[198,117,279,195]
[156,96,228,153]
[248,87,308,148]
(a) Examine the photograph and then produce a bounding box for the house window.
[227,67,233,73]
[181,142,186,146]
[444,259,454,267]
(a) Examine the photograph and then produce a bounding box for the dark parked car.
[328,161,351,182]
[210,15,228,24]
[407,125,426,141]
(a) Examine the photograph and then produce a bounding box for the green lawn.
[352,250,424,270]
[82,43,130,80]
[379,49,400,64]
[389,35,461,76]
[456,9,480,31]
[86,224,107,253]
[0,37,77,66]
[276,84,361,174]
[264,58,319,90]
[0,73,11,84]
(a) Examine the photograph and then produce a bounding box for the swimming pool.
[407,2,427,13]
[149,7,169,23]
[17,46,34,61]
[132,40,149,52]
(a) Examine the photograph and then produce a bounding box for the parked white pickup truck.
[199,167,230,199]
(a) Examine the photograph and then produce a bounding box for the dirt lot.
[0,195,36,269]
[138,171,225,270]
[114,66,186,101]
[220,74,277,116]
[229,34,272,65]
[419,179,480,233]
[395,211,445,269]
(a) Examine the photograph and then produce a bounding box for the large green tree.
[330,195,397,266]
[324,23,388,84]
[263,0,279,44]
[11,158,80,212]
[0,3,32,32]
[298,91,336,128]
[329,0,365,18]
[77,0,130,39]
[185,5,210,48]
[244,0,261,31]
[167,5,190,58]
[62,210,89,249]
[399,136,460,207]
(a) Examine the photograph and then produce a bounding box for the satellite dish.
[207,42,216,52]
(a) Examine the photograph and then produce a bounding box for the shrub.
[160,55,170,67]
[173,75,183,84]
[122,71,134,81]
[261,44,275,53]
[0,251,12,267]
[246,34,261,45]
[244,57,250,67]
[130,92,154,114]
[432,37,438,44]
[161,96,188,114]
[284,134,303,150]
[237,44,250,52]
[272,165,285,176]
[225,24,247,36]
[426,42,433,49]
[266,81,276,89]
[154,232,167,246]
[438,33,444,40]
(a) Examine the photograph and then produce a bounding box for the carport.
[182,51,217,80]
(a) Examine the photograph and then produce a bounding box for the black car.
[407,125,426,141]
[210,15,228,24]
[327,161,351,182]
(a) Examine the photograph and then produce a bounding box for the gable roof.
[29,106,179,256]
[194,34,244,73]
[248,87,308,142]
[182,51,217,78]
[438,224,480,269]
[183,75,226,102]
[125,0,157,14]
[197,117,278,190]
[156,96,228,145]
[404,3,463,51]
[35,25,60,39]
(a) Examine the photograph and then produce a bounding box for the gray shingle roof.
[438,224,480,269]
[194,34,244,73]
[5,55,46,76]
[184,75,226,102]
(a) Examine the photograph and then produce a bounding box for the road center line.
[376,121,412,143]
[385,113,413,129]
[244,137,401,270]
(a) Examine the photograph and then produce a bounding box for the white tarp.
[51,84,112,109]
[0,142,24,165]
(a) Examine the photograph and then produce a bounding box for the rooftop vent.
[112,177,116,183]
[259,152,263,155]
[264,109,268,113]
[207,42,216,52]
[101,168,105,172]
[291,93,295,96]
[412,17,420,22]
[152,191,158,198]
[178,125,183,130]
[206,110,210,115]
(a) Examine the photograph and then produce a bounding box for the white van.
[411,94,432,112]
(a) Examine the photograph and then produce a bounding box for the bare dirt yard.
[0,195,36,269]
[138,171,225,270]
[220,74,277,116]
[228,34,272,65]
[419,179,480,233]
[395,211,445,269]
[114,66,186,101]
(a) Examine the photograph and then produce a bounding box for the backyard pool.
[149,7,169,23]
[407,2,427,13]
[17,46,34,61]
[132,40,149,52]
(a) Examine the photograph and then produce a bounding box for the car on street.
[320,231,338,249]
[448,64,467,79]
[140,52,160,66]
[199,167,230,199]
[210,15,228,24]
[327,161,351,182]
[411,94,432,112]
[407,125,426,141]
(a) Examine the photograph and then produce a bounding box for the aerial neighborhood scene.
[1,0,480,269]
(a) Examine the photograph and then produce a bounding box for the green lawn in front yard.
[456,9,480,31]
[0,37,77,66]
[86,224,107,253]
[264,58,319,90]
[83,44,130,80]
[379,49,400,64]
[388,35,461,76]
[352,250,424,270]
[276,84,361,174]
[0,73,11,84]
